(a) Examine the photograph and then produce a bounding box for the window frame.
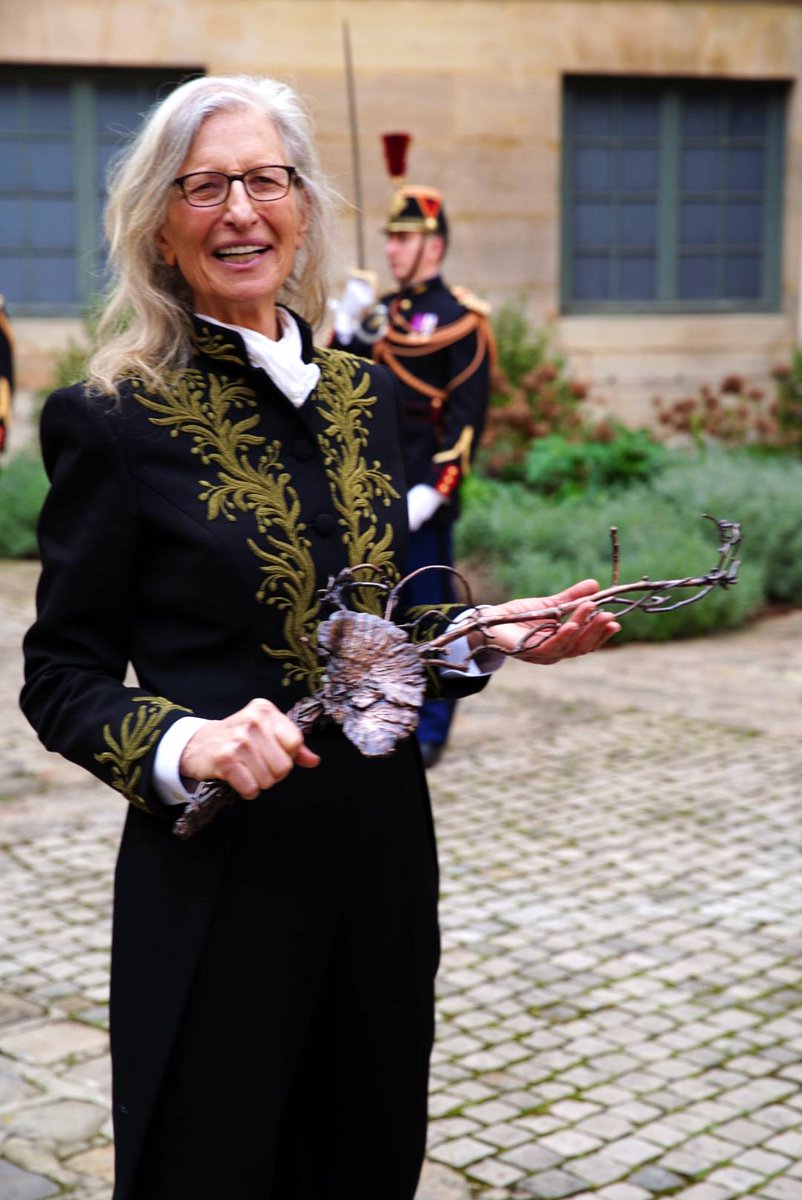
[0,65,200,316]
[560,75,788,316]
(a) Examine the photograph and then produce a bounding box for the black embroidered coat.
[20,315,488,1199]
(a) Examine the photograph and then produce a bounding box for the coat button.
[291,438,316,461]
[314,513,337,536]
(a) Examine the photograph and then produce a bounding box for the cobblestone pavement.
[2,558,802,1200]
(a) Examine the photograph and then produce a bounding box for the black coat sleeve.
[20,387,192,820]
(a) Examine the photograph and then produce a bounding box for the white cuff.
[439,610,506,677]
[153,716,211,805]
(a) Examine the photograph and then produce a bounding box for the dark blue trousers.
[403,522,457,748]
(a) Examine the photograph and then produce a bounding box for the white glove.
[333,272,378,344]
[407,484,445,532]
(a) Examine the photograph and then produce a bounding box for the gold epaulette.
[450,285,492,317]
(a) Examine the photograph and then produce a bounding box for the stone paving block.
[615,1070,665,1094]
[0,995,43,1028]
[415,1161,471,1200]
[605,1100,663,1125]
[428,1136,492,1169]
[757,1104,802,1130]
[575,1112,634,1141]
[517,1166,587,1198]
[0,1068,37,1109]
[0,1022,106,1065]
[715,1115,774,1145]
[428,1093,462,1118]
[659,1132,746,1174]
[731,1145,791,1174]
[462,1099,521,1125]
[1,1136,76,1188]
[723,1078,798,1111]
[663,1108,722,1135]
[672,1184,734,1200]
[605,1134,664,1167]
[514,1115,565,1137]
[727,1053,782,1077]
[704,1164,766,1193]
[465,1156,526,1187]
[430,1117,481,1141]
[676,1099,741,1125]
[757,1179,802,1200]
[765,1130,802,1159]
[536,1081,576,1102]
[537,1128,604,1158]
[4,1099,107,1143]
[629,1163,687,1192]
[500,1142,561,1174]
[446,1080,494,1104]
[596,1185,651,1200]
[567,1152,628,1187]
[437,1033,485,1057]
[0,1159,58,1199]
[65,1144,115,1185]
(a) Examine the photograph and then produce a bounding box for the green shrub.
[491,298,553,392]
[648,448,802,604]
[522,427,667,499]
[481,300,590,480]
[457,448,791,641]
[0,454,48,559]
[772,346,802,452]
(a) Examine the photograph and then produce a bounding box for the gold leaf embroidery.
[194,324,249,366]
[131,349,400,689]
[95,695,190,809]
[313,350,400,603]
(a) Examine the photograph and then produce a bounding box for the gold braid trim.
[95,696,191,810]
[381,308,481,352]
[433,426,475,476]
[313,350,400,603]
[374,313,495,412]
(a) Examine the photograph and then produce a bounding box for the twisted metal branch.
[173,515,740,839]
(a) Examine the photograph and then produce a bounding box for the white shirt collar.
[194,308,320,407]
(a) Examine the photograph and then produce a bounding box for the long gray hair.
[88,74,338,395]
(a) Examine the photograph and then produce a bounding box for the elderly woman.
[20,75,619,1200]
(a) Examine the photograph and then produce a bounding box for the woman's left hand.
[471,578,620,665]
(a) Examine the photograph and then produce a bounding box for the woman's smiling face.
[156,106,307,338]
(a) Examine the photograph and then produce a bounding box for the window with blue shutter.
[562,78,786,313]
[0,68,196,315]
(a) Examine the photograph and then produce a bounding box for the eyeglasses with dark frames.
[173,165,298,207]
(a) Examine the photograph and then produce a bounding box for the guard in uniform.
[0,294,14,455]
[332,156,494,767]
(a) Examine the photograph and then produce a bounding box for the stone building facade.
[1,0,801,424]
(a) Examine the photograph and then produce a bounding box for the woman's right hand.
[179,699,321,799]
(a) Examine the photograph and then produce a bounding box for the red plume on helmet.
[382,133,412,184]
[381,133,448,239]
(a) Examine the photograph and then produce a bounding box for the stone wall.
[3,0,802,422]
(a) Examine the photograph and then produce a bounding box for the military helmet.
[381,133,448,238]
[384,185,449,238]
